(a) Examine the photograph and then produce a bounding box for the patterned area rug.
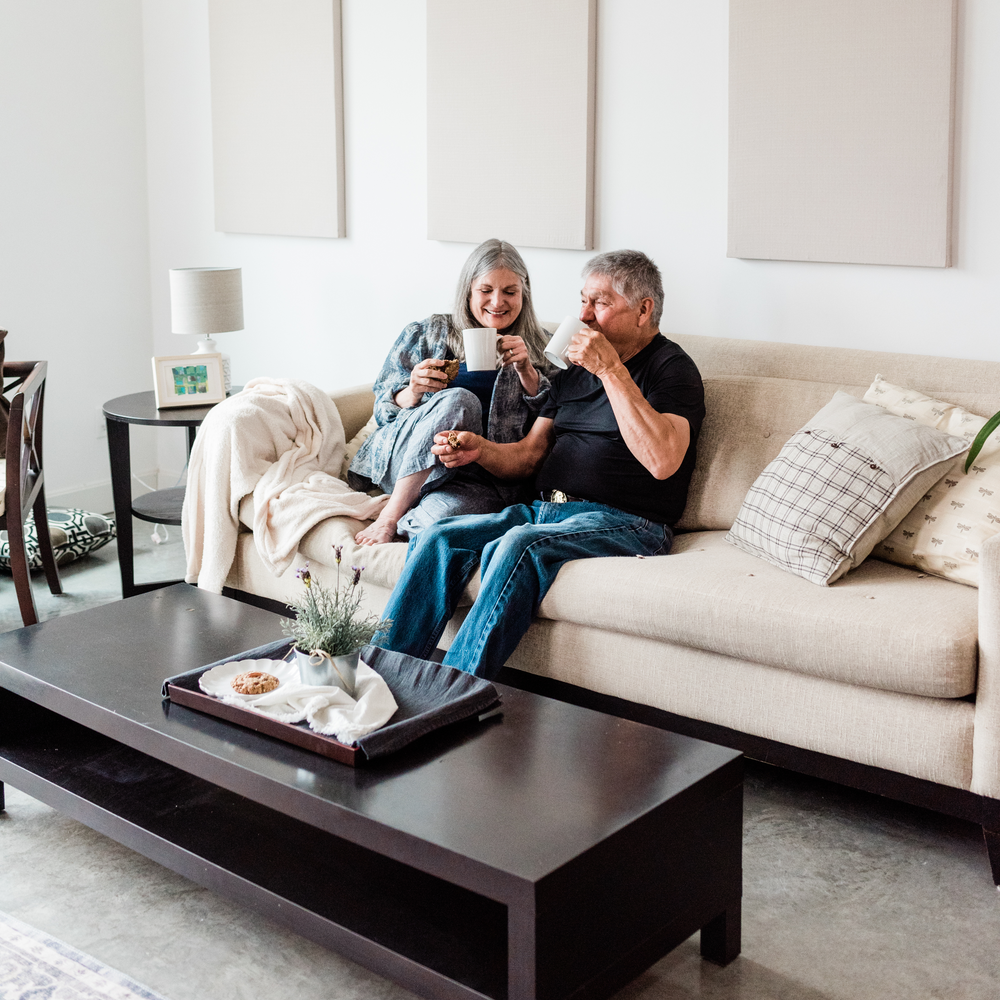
[0,911,169,1000]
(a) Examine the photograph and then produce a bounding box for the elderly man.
[380,250,705,679]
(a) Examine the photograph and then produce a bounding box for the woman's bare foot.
[356,514,400,545]
[356,468,433,546]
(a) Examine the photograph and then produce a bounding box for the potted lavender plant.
[281,545,392,697]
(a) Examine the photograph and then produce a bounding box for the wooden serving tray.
[167,683,361,766]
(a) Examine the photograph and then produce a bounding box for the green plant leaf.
[965,410,1000,473]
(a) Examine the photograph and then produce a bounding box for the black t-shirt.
[536,334,705,525]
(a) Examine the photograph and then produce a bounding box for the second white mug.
[544,315,587,370]
[463,328,499,372]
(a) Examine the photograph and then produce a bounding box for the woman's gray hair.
[450,239,548,366]
[581,250,664,328]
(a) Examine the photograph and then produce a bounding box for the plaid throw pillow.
[726,392,968,585]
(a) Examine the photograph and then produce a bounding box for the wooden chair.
[2,361,61,626]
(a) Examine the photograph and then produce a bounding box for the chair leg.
[32,488,62,595]
[8,511,38,627]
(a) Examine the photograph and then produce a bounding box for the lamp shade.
[169,267,244,335]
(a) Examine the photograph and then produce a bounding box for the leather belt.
[540,489,587,504]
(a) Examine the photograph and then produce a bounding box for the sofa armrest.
[330,382,375,441]
[972,532,1000,797]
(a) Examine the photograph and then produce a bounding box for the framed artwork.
[728,0,957,267]
[208,0,345,238]
[151,353,226,408]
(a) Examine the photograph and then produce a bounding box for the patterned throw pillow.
[0,507,116,570]
[864,375,1000,587]
[726,392,968,586]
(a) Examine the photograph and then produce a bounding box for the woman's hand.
[497,335,539,396]
[394,359,449,408]
[432,430,482,468]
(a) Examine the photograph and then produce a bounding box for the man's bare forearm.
[435,419,554,479]
[601,366,690,480]
[476,436,549,479]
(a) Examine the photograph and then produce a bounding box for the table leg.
[0,781,5,813]
[106,417,136,599]
[186,425,197,458]
[700,901,742,966]
[508,898,538,1000]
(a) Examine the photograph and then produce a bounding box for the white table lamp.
[169,266,243,392]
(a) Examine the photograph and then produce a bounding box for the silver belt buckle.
[550,489,568,503]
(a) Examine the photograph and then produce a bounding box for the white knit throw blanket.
[182,377,388,593]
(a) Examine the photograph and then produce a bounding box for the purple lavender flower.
[351,566,364,587]
[333,544,343,565]
[295,563,312,588]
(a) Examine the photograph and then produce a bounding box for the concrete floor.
[2,530,1000,999]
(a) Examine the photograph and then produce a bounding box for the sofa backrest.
[329,382,377,441]
[671,334,1000,533]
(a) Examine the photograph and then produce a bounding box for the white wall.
[0,0,156,509]
[142,0,1000,388]
[7,1,1000,501]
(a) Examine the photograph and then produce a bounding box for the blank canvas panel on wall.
[729,0,956,267]
[427,0,596,250]
[208,0,344,238]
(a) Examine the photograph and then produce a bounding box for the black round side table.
[103,390,237,598]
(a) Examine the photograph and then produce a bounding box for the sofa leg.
[983,827,1000,886]
[700,902,741,966]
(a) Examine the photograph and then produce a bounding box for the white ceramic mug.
[463,327,500,372]
[544,315,587,369]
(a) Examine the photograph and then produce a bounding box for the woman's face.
[469,268,523,330]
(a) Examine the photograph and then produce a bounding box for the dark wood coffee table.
[0,585,743,1000]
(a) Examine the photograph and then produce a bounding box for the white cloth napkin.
[199,657,398,745]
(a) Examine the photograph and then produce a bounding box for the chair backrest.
[3,361,48,525]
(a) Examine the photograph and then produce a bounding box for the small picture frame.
[151,353,226,408]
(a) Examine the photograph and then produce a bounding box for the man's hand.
[432,430,482,468]
[565,328,624,379]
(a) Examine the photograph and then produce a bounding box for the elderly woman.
[349,239,550,545]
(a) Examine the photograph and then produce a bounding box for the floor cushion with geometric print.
[0,507,116,571]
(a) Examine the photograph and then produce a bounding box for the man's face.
[579,274,644,341]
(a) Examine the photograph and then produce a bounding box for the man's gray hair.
[582,250,664,328]
[451,239,547,366]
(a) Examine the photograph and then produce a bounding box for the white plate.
[199,658,299,700]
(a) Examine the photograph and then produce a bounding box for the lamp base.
[193,336,232,393]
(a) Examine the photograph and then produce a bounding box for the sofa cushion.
[725,392,967,585]
[536,530,978,699]
[237,493,481,606]
[864,375,1000,587]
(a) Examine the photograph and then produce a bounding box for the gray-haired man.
[380,250,705,679]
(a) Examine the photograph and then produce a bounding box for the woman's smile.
[470,267,523,329]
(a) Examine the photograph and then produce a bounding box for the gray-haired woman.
[349,239,551,545]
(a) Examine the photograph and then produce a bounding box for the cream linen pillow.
[726,392,968,586]
[864,375,1000,587]
[339,415,378,481]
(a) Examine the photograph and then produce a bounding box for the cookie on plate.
[231,670,280,695]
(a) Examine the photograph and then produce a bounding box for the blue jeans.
[381,501,673,680]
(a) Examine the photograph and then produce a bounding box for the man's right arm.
[432,418,555,480]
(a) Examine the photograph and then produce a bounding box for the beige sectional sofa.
[223,334,1000,881]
